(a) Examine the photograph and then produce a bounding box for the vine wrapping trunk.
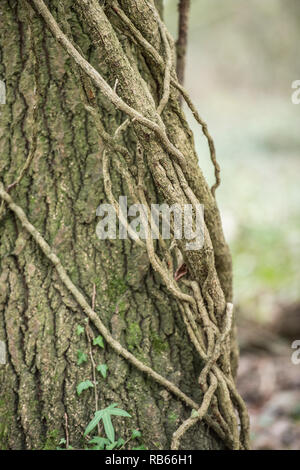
[0,0,249,450]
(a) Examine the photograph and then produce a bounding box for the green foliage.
[131,429,141,439]
[76,380,94,396]
[76,325,85,336]
[88,436,110,450]
[77,350,88,365]
[56,438,74,451]
[84,404,131,442]
[96,363,108,378]
[88,436,126,450]
[191,409,199,418]
[93,335,104,348]
[59,321,143,450]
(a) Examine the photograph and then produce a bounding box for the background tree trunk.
[0,0,235,450]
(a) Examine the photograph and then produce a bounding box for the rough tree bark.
[0,0,248,450]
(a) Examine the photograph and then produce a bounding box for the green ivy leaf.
[105,441,118,450]
[88,436,109,450]
[131,429,141,439]
[77,380,94,396]
[191,409,199,418]
[76,325,85,336]
[93,335,104,348]
[97,363,108,378]
[116,438,125,448]
[77,350,88,365]
[132,445,146,450]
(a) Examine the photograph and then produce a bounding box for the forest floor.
[237,313,300,450]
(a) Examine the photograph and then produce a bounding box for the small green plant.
[76,380,94,396]
[93,335,104,348]
[131,429,141,439]
[57,317,145,450]
[84,403,131,442]
[76,325,85,336]
[77,350,88,365]
[96,363,108,378]
[86,428,144,451]
[56,438,74,450]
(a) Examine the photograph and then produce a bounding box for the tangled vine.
[0,0,250,450]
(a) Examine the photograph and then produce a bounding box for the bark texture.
[0,0,237,450]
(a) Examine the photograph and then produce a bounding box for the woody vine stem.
[0,0,250,450]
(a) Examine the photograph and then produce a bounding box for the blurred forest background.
[165,0,300,449]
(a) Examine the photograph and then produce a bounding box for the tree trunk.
[0,0,247,450]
